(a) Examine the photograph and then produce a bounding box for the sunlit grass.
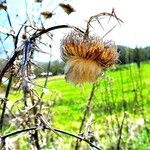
[1,62,150,149]
[32,62,150,130]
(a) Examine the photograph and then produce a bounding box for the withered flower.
[35,0,43,3]
[40,11,53,19]
[0,2,7,10]
[59,3,75,15]
[61,31,119,84]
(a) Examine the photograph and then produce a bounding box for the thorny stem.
[40,59,51,99]
[0,21,25,82]
[0,127,102,150]
[116,112,126,150]
[119,69,127,111]
[30,25,71,41]
[15,20,27,49]
[75,83,97,150]
[0,75,12,130]
[85,9,123,37]
[30,91,40,149]
[0,51,19,83]
[80,83,96,133]
[0,18,26,130]
[104,78,112,115]
[5,10,12,28]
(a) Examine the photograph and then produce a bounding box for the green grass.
[35,62,150,120]
[1,62,150,149]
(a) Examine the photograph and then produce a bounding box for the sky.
[0,0,150,61]
[67,0,150,48]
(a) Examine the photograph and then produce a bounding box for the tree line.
[118,45,150,64]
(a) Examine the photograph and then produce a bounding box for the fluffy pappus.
[61,31,119,84]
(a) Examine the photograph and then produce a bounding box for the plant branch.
[29,91,40,149]
[0,127,102,150]
[40,59,51,99]
[0,25,72,83]
[0,75,12,130]
[30,25,71,41]
[0,50,19,83]
[85,9,123,37]
[116,112,126,150]
[79,83,97,132]
[75,83,97,150]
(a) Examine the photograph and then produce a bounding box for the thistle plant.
[61,32,119,84]
[60,11,122,84]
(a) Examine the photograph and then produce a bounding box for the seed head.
[61,31,119,84]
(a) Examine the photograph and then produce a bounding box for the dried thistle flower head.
[61,31,119,84]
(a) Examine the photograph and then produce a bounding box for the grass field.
[35,62,150,149]
[1,62,150,149]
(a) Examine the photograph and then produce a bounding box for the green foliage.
[117,46,150,64]
[50,60,65,75]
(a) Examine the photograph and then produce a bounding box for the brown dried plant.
[60,10,122,84]
[0,2,7,10]
[59,3,75,15]
[61,32,118,84]
[40,11,54,19]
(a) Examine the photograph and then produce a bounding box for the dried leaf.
[59,3,75,15]
[0,2,7,10]
[35,0,43,3]
[40,11,53,19]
